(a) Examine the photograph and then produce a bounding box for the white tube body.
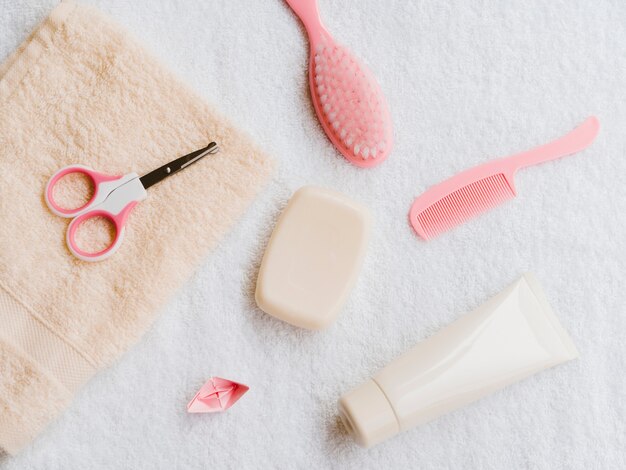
[338,273,579,447]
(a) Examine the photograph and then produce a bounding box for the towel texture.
[1,0,625,468]
[0,1,272,455]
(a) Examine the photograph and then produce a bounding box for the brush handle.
[285,0,327,44]
[507,116,599,173]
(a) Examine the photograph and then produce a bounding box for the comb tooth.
[434,204,449,233]
[417,213,431,239]
[414,174,514,239]
[433,204,445,227]
[460,181,473,206]
[426,207,442,238]
[452,189,470,227]
[416,216,427,238]
[477,179,493,205]
[423,206,436,232]
[430,202,448,232]
[457,191,471,226]
[478,179,493,203]
[467,179,479,210]
[420,209,436,238]
[448,191,465,229]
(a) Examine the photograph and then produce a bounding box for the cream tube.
[338,273,579,447]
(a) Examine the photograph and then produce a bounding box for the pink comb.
[409,117,600,240]
[286,0,393,168]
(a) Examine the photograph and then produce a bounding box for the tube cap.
[338,379,399,447]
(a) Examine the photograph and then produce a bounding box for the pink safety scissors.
[45,142,219,262]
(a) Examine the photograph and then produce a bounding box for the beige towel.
[0,2,273,455]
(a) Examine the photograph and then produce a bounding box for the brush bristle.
[313,42,390,161]
[414,174,515,239]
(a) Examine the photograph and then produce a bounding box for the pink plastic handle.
[504,116,600,174]
[45,165,122,218]
[65,201,138,262]
[285,0,327,44]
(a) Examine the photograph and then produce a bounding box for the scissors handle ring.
[66,202,139,262]
[45,165,123,217]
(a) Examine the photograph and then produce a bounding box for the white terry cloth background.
[1,0,625,468]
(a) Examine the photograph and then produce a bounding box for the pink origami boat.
[187,377,249,413]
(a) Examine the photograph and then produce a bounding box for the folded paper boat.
[187,377,249,413]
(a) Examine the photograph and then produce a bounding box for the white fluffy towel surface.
[1,0,625,469]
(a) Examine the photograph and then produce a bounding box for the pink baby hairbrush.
[285,0,393,168]
[409,116,600,240]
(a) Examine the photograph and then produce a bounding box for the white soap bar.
[255,186,372,329]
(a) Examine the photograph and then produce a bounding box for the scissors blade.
[139,142,219,190]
